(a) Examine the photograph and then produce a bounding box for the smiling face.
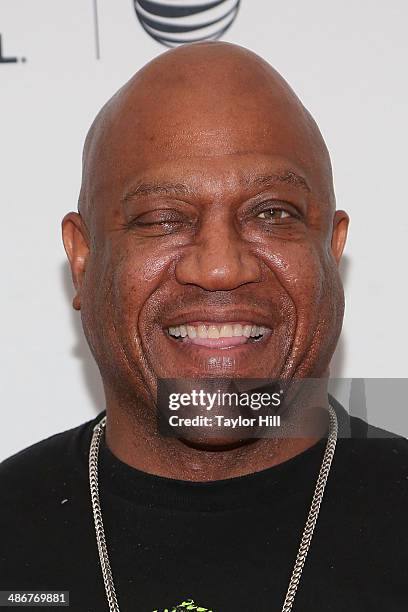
[63,42,348,414]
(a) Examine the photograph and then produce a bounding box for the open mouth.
[166,321,272,349]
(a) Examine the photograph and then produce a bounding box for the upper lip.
[161,308,277,329]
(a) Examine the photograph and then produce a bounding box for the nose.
[175,218,261,291]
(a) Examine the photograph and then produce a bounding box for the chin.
[178,432,257,452]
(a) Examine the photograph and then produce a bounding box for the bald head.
[63,40,348,422]
[79,41,334,226]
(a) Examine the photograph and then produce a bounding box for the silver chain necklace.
[89,405,338,612]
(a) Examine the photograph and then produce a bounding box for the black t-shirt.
[1,399,407,612]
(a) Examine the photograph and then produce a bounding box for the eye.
[123,208,194,235]
[256,208,291,220]
[131,210,183,225]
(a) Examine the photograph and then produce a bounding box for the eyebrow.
[245,171,311,193]
[123,182,192,201]
[122,170,311,202]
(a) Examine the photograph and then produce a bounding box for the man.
[1,42,407,611]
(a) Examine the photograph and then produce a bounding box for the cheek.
[254,238,343,375]
[138,249,176,283]
[110,241,177,328]
[255,239,326,308]
[254,237,342,344]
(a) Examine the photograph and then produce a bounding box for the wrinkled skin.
[62,42,348,480]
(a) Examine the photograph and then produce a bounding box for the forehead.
[111,82,316,162]
[85,71,332,212]
[120,155,312,209]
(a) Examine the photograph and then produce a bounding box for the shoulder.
[334,413,408,506]
[0,413,102,499]
[0,415,104,582]
[328,395,408,492]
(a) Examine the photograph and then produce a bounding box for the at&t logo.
[134,0,241,47]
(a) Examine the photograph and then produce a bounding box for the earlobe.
[331,210,349,265]
[61,212,90,311]
[72,295,81,311]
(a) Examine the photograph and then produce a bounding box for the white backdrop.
[1,0,407,461]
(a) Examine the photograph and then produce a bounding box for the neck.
[103,387,330,482]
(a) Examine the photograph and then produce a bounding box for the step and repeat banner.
[1,0,407,458]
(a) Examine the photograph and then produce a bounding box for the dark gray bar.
[0,592,69,607]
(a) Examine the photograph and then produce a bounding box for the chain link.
[89,405,338,612]
[281,405,338,611]
[89,416,120,612]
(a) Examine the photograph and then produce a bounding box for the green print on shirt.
[153,598,214,611]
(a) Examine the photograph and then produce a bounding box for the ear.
[331,210,349,265]
[61,212,90,310]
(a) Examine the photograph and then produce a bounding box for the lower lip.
[180,335,249,348]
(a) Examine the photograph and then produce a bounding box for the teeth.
[220,324,233,337]
[186,325,197,339]
[169,326,180,337]
[167,323,270,339]
[208,325,220,339]
[197,324,207,338]
[243,325,252,338]
[233,324,243,336]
